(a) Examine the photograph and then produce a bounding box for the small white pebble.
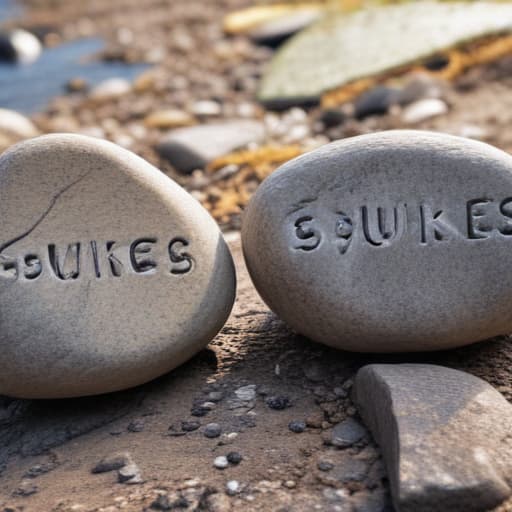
[214,456,229,469]
[226,480,240,496]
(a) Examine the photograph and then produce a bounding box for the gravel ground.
[1,1,512,511]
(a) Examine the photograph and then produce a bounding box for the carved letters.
[0,236,194,281]
[293,197,512,254]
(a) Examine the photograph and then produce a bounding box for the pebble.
[127,418,145,432]
[144,109,195,129]
[288,420,306,433]
[181,420,201,432]
[156,120,265,174]
[118,462,143,484]
[190,100,222,117]
[317,461,334,472]
[214,456,229,469]
[329,418,367,448]
[0,29,41,64]
[204,423,222,438]
[402,98,448,124]
[226,480,240,496]
[92,452,132,474]
[234,384,257,401]
[397,73,446,105]
[266,395,290,410]
[242,130,512,351]
[354,364,512,512]
[207,391,224,402]
[0,134,236,398]
[354,86,400,119]
[0,108,38,140]
[226,452,242,465]
[89,78,131,102]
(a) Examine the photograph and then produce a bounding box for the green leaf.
[259,1,512,106]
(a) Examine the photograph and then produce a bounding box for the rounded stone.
[242,130,512,352]
[0,134,236,398]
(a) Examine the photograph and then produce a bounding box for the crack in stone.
[0,171,92,257]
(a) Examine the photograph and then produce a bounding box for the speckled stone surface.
[354,364,512,512]
[0,134,236,398]
[242,130,512,352]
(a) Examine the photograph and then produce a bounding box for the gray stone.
[234,384,257,401]
[354,86,400,119]
[204,423,222,438]
[329,418,367,448]
[0,29,41,64]
[354,364,512,512]
[156,120,265,174]
[92,452,132,474]
[0,134,236,398]
[242,130,512,351]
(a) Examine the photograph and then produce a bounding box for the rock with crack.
[354,364,512,512]
[0,134,236,398]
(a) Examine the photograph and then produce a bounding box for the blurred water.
[0,38,150,113]
[0,0,21,21]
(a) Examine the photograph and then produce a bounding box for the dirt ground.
[1,0,512,511]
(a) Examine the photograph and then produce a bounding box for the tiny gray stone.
[317,460,334,472]
[207,391,224,402]
[329,418,366,448]
[266,395,290,410]
[204,423,222,438]
[242,130,512,351]
[92,452,132,474]
[226,451,242,465]
[0,134,236,398]
[288,420,306,433]
[354,364,512,512]
[181,420,200,432]
[354,86,400,119]
[234,384,257,401]
[397,73,447,105]
[156,120,265,174]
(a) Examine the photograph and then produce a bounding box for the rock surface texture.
[354,364,512,512]
[242,130,512,352]
[0,134,236,398]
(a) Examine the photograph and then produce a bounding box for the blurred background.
[2,0,512,231]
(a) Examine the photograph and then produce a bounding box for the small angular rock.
[92,452,132,474]
[354,364,512,512]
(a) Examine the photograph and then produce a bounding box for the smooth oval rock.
[0,134,236,398]
[242,130,512,352]
[0,29,42,64]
